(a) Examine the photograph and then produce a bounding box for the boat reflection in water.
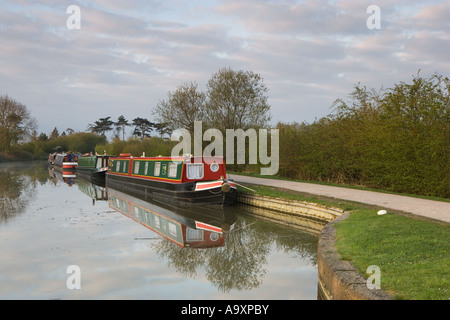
[77,177,108,205]
[107,187,236,248]
[48,167,77,186]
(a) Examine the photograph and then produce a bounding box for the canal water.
[0,162,319,300]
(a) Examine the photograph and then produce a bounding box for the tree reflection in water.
[0,162,49,225]
[151,215,317,293]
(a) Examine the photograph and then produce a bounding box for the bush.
[95,137,176,158]
[277,73,450,198]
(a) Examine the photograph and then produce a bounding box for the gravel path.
[229,174,450,223]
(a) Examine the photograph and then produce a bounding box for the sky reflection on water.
[0,162,318,300]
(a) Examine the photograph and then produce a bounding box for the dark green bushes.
[16,132,107,159]
[95,137,176,158]
[278,73,450,198]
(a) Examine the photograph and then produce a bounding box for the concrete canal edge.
[235,193,394,300]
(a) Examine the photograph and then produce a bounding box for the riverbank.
[234,181,450,300]
[0,151,36,162]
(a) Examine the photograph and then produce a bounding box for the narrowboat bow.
[106,154,236,205]
[76,153,114,183]
[53,152,78,170]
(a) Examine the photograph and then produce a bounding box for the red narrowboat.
[106,154,236,205]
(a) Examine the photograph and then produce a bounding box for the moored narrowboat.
[106,154,236,206]
[48,153,56,165]
[53,152,78,170]
[76,153,113,183]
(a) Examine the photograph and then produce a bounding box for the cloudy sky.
[1,0,449,137]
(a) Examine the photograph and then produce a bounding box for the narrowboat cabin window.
[133,206,139,219]
[168,162,178,178]
[155,215,160,229]
[210,163,219,172]
[96,157,102,168]
[187,163,204,180]
[186,227,203,241]
[115,161,121,172]
[168,223,177,237]
[134,161,140,174]
[154,162,161,176]
[144,162,149,175]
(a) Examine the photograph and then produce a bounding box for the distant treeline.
[94,136,175,158]
[2,72,448,198]
[2,132,107,161]
[277,73,449,198]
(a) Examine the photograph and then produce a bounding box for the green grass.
[236,183,450,300]
[335,209,450,300]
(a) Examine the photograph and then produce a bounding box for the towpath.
[229,174,450,223]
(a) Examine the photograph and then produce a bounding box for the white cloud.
[0,0,449,135]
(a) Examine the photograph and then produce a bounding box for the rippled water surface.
[0,162,318,300]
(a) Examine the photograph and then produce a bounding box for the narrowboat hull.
[76,167,107,184]
[106,173,236,206]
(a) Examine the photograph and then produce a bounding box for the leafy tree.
[87,117,114,137]
[38,133,49,142]
[132,117,155,140]
[154,122,172,138]
[0,95,37,152]
[114,115,130,141]
[49,127,59,139]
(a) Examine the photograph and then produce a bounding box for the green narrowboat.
[76,153,114,183]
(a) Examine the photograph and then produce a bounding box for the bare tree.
[152,81,206,135]
[206,67,272,131]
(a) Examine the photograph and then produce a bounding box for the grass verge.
[335,209,449,300]
[237,183,450,300]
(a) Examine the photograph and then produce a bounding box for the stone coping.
[317,213,394,300]
[235,192,394,300]
[236,193,344,222]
